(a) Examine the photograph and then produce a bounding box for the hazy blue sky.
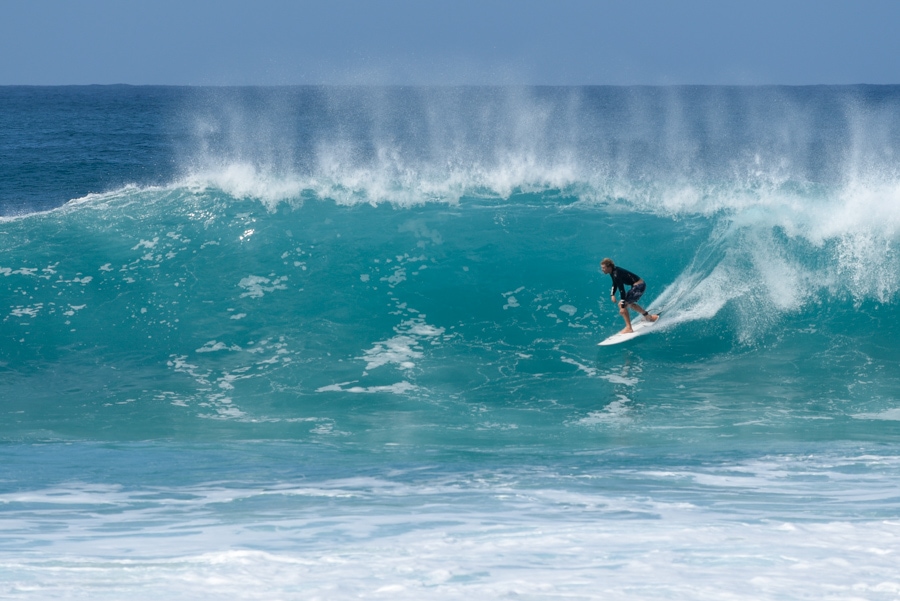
[2,0,898,85]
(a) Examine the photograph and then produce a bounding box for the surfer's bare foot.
[620,327,634,334]
[645,314,658,322]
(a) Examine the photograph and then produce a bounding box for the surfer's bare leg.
[618,301,634,333]
[629,303,658,322]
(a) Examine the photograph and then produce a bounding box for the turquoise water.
[2,86,900,599]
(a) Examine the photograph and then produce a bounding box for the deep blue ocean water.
[2,85,900,599]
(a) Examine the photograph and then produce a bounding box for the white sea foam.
[5,451,900,600]
[196,340,242,353]
[560,356,598,377]
[853,408,900,421]
[5,521,898,601]
[238,274,288,298]
[359,316,446,373]
[558,304,577,316]
[577,395,633,426]
[172,158,583,209]
[316,381,418,395]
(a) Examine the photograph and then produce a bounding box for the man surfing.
[600,258,659,334]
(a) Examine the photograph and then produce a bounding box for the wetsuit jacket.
[609,267,641,300]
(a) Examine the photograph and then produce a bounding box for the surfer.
[600,258,658,334]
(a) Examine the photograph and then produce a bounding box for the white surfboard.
[598,314,661,346]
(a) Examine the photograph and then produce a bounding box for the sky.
[1,0,899,86]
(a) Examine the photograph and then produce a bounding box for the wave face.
[3,86,900,599]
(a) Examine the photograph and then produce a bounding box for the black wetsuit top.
[609,267,641,299]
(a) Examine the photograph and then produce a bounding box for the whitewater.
[2,85,900,599]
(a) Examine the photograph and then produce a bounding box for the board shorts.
[622,282,646,305]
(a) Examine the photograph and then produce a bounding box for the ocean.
[2,85,900,599]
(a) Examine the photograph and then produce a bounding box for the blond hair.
[600,258,614,269]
